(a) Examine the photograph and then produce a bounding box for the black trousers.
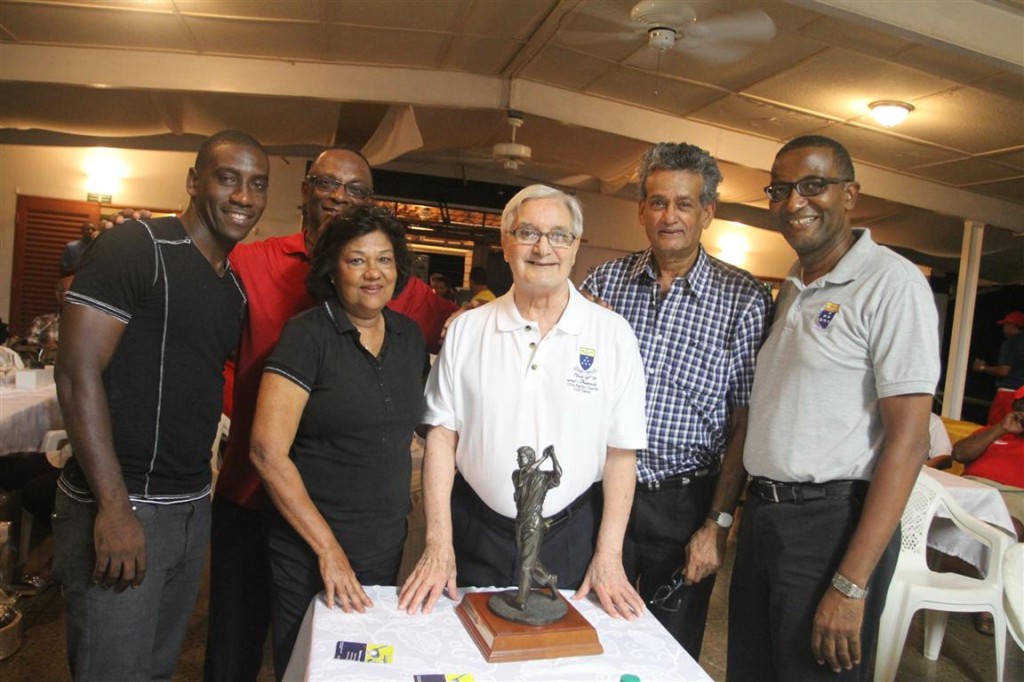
[203,496,271,682]
[450,474,600,590]
[623,474,717,659]
[727,486,900,682]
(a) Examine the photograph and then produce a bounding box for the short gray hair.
[501,184,584,238]
[638,142,722,206]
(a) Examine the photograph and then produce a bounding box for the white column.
[942,220,985,419]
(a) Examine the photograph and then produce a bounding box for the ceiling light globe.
[869,101,913,127]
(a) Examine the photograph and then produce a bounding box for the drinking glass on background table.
[0,352,14,387]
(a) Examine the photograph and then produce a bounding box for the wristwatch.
[831,572,869,599]
[707,510,734,529]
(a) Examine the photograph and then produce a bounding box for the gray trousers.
[53,491,211,682]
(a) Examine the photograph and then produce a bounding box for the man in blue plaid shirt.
[582,142,771,657]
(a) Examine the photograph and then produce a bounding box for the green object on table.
[620,675,641,682]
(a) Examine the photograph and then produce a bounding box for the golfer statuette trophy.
[456,445,603,662]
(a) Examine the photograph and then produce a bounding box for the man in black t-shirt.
[53,130,269,682]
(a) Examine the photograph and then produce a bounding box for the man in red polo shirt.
[206,146,456,681]
[951,384,1024,542]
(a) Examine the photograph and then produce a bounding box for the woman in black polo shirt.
[249,206,427,678]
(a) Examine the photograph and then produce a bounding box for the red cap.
[996,311,1024,326]
[1015,385,1024,401]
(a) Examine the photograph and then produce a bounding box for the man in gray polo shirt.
[727,135,939,681]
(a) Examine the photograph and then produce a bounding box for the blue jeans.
[53,491,211,682]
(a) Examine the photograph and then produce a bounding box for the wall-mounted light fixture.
[869,100,914,127]
[83,149,129,200]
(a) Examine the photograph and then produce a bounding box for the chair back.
[1006,543,1024,652]
[898,473,946,570]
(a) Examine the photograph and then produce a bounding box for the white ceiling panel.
[890,43,1006,86]
[519,46,615,91]
[587,66,726,116]
[908,158,1023,186]
[905,87,1024,153]
[745,48,960,121]
[182,16,324,62]
[965,177,1024,203]
[815,124,964,171]
[441,35,522,75]
[323,25,446,68]
[688,94,832,141]
[324,0,469,33]
[798,15,915,57]
[460,0,555,41]
[981,147,1024,170]
[0,2,187,50]
[176,1,323,22]
[973,70,1024,100]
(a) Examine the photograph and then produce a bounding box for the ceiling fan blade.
[681,8,776,45]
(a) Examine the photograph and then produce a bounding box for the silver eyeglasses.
[508,226,577,249]
[763,176,852,203]
[649,567,687,612]
[305,174,373,200]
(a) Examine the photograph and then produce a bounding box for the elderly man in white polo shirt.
[399,184,648,620]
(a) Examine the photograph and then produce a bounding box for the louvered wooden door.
[10,196,100,335]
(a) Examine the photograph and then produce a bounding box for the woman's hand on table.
[573,549,644,620]
[396,543,458,614]
[318,544,373,613]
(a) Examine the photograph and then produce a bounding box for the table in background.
[922,466,1016,570]
[0,384,63,455]
[285,586,711,681]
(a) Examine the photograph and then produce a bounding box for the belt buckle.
[760,479,781,503]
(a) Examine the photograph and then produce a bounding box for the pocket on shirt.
[672,339,731,415]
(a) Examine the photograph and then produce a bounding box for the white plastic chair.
[875,472,1014,682]
[1006,543,1024,653]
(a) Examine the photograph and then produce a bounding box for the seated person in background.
[467,265,495,304]
[398,185,648,621]
[973,311,1024,425]
[249,206,427,680]
[950,384,1024,542]
[14,275,74,365]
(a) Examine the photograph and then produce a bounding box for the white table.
[922,466,1016,570]
[285,586,712,681]
[0,384,63,455]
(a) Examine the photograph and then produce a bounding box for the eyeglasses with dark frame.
[649,566,687,611]
[305,174,373,200]
[507,226,577,249]
[763,176,852,203]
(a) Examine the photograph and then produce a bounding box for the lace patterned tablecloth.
[285,586,711,681]
[0,384,63,455]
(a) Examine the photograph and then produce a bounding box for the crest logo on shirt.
[816,302,840,330]
[579,347,596,371]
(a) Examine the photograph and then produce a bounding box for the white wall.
[0,144,307,318]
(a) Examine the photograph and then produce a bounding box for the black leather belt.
[453,473,595,532]
[752,477,869,504]
[639,459,721,491]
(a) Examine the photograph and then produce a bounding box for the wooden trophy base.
[455,591,603,663]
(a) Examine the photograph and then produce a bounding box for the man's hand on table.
[572,548,644,620]
[397,543,458,614]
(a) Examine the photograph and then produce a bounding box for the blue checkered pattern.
[582,247,771,484]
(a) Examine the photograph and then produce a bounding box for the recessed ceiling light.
[869,101,914,127]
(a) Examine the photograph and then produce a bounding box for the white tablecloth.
[285,586,711,681]
[0,384,63,455]
[923,466,1016,569]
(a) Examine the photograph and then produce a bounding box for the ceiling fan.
[562,0,776,64]
[491,110,532,171]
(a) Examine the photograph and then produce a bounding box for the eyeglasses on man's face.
[508,226,577,249]
[305,174,373,200]
[763,176,852,203]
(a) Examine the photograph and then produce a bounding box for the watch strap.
[831,571,868,599]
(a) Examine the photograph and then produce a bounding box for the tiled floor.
[1,533,1021,681]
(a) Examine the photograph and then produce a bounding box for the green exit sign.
[87,193,112,203]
